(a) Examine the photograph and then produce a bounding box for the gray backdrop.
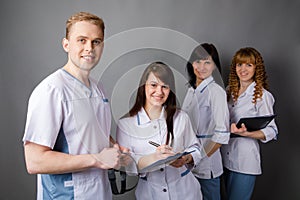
[1,0,299,199]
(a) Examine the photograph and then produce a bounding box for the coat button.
[163,188,167,192]
[160,168,164,172]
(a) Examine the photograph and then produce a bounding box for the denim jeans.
[197,176,221,200]
[223,169,256,200]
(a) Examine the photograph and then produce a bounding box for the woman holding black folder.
[221,47,278,200]
[116,62,203,200]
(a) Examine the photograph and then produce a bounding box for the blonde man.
[23,12,121,200]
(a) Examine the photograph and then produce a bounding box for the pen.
[148,141,160,147]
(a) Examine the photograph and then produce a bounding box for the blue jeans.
[197,176,221,200]
[223,169,256,200]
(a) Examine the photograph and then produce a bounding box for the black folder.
[236,114,276,132]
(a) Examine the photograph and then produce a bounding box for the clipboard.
[139,150,195,173]
[236,114,276,132]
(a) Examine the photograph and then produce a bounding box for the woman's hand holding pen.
[148,141,175,159]
[155,144,174,158]
[149,141,192,168]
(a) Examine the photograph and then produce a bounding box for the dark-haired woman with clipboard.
[221,47,278,200]
[116,62,204,200]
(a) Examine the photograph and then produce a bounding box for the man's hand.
[93,144,121,169]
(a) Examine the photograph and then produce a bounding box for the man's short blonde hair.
[65,11,105,39]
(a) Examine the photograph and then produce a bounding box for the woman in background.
[182,43,230,200]
[221,47,278,200]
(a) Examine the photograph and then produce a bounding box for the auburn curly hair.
[227,47,269,104]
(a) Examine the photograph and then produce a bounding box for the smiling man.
[23,12,121,200]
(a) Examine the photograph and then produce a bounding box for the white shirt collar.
[61,68,102,98]
[137,107,166,125]
[195,75,214,93]
[241,81,256,97]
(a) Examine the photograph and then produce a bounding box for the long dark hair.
[186,43,222,89]
[129,62,177,145]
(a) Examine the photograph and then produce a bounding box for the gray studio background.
[1,0,299,199]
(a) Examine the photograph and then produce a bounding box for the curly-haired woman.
[221,47,278,200]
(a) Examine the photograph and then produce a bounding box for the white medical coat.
[116,107,203,200]
[23,69,112,200]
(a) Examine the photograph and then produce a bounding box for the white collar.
[137,107,166,125]
[241,81,256,97]
[195,75,214,93]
